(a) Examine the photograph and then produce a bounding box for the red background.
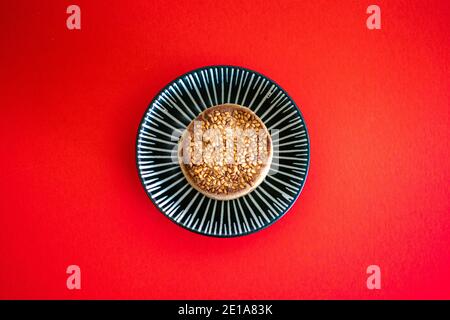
[1,0,449,299]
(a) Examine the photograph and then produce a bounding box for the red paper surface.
[0,0,449,299]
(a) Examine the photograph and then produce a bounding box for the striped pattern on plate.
[136,66,310,237]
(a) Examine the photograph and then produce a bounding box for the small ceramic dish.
[136,66,310,237]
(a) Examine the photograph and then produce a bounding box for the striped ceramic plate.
[136,66,310,237]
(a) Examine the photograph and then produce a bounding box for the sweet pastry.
[178,104,273,200]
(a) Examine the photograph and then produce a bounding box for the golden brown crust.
[178,104,273,200]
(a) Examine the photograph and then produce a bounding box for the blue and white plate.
[136,66,310,237]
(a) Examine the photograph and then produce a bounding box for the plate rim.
[135,64,311,237]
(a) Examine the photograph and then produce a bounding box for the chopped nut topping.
[179,104,272,198]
